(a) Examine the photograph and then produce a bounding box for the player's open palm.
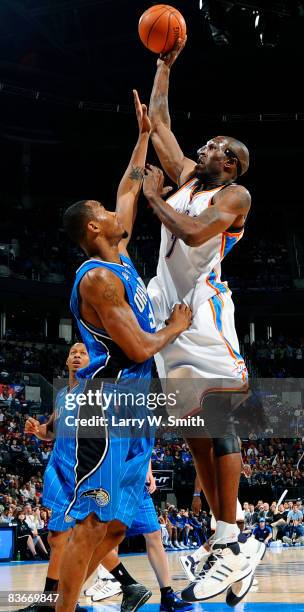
[167,303,192,333]
[158,35,187,68]
[133,89,151,135]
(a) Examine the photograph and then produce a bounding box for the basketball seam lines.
[146,7,172,50]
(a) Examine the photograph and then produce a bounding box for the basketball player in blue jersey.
[14,343,90,612]
[21,351,189,612]
[138,40,259,605]
[57,90,192,612]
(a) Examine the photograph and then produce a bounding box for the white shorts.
[148,281,248,418]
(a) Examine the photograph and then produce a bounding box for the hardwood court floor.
[0,548,304,610]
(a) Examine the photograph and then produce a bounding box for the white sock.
[97,563,114,580]
[214,520,240,545]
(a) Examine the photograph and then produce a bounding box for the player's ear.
[224,158,236,172]
[87,220,101,234]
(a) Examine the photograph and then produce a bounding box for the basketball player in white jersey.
[141,38,255,604]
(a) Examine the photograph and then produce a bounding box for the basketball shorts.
[148,283,248,419]
[47,485,159,536]
[126,486,160,537]
[43,387,154,529]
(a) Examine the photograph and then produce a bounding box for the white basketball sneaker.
[179,555,200,581]
[181,546,252,602]
[225,537,266,607]
[84,577,122,601]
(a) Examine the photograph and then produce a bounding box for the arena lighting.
[208,0,292,18]
[199,0,230,46]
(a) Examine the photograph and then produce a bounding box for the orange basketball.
[138,5,187,54]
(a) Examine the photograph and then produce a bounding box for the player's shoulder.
[215,183,251,210]
[218,183,251,199]
[81,266,123,289]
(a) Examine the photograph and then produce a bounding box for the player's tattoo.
[129,166,144,181]
[103,283,122,306]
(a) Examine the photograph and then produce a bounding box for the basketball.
[138,5,187,55]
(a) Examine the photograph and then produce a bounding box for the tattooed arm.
[79,268,192,362]
[116,90,151,255]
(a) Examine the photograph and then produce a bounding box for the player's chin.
[194,164,206,178]
[122,229,129,239]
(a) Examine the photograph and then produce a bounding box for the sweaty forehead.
[205,136,229,148]
[69,343,87,353]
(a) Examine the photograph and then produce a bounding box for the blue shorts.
[46,486,159,536]
[43,385,154,529]
[48,509,76,532]
[126,487,160,537]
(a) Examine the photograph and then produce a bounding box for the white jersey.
[149,178,244,321]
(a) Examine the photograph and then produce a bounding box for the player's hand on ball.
[167,303,192,333]
[24,417,40,436]
[158,36,187,68]
[143,164,172,198]
[133,89,151,135]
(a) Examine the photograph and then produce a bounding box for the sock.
[111,562,137,587]
[214,520,240,545]
[160,586,173,601]
[44,577,58,593]
[97,563,114,580]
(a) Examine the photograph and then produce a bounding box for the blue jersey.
[51,382,86,468]
[70,254,156,381]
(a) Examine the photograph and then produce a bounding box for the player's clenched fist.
[24,417,41,436]
[143,164,172,199]
[166,303,192,334]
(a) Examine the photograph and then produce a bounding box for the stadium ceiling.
[212,0,294,17]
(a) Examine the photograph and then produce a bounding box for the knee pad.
[201,393,240,457]
[212,434,240,457]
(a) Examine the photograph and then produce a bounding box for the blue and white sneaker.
[160,590,193,611]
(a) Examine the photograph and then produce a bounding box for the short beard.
[122,230,129,239]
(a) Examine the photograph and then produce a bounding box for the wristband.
[193,493,201,497]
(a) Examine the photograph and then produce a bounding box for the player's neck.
[89,242,121,265]
[197,175,231,191]
[68,375,79,391]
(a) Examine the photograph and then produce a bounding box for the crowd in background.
[0,340,67,381]
[242,335,304,378]
[0,201,292,292]
[2,331,304,385]
[1,391,304,557]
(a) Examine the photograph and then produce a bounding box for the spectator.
[271,503,288,541]
[252,518,272,545]
[287,502,303,524]
[282,520,304,546]
[15,510,48,560]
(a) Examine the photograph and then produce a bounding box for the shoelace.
[91,578,116,593]
[101,582,120,594]
[194,551,224,581]
[194,539,227,581]
[194,536,220,577]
